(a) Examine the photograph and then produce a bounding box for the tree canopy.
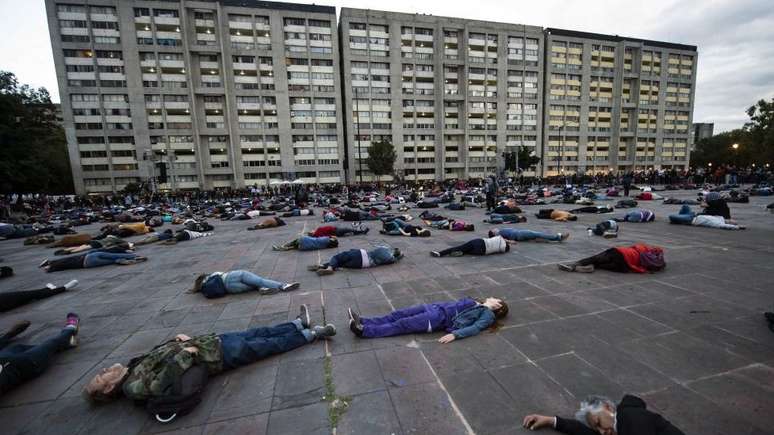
[0,71,73,193]
[365,139,396,183]
[692,98,774,168]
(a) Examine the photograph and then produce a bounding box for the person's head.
[568,215,578,221]
[190,273,206,293]
[83,363,129,402]
[488,228,500,238]
[576,396,617,435]
[329,237,339,247]
[416,228,431,237]
[393,248,403,260]
[480,297,509,319]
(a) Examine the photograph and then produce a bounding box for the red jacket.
[311,226,336,237]
[615,244,660,273]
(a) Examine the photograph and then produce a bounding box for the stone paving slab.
[1,189,773,434]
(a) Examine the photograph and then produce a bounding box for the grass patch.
[321,303,351,429]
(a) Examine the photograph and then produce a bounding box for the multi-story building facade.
[691,122,714,150]
[47,2,697,192]
[46,0,345,194]
[543,28,697,176]
[339,8,545,183]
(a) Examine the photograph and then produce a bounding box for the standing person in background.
[622,172,633,197]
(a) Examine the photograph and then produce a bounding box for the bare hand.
[176,334,191,342]
[183,346,198,354]
[438,334,456,344]
[522,414,553,430]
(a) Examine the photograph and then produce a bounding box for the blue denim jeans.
[83,252,137,268]
[327,249,362,269]
[361,304,447,338]
[668,205,695,225]
[224,270,283,293]
[219,320,309,370]
[503,229,560,242]
[0,328,75,393]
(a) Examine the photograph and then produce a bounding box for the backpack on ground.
[145,364,209,424]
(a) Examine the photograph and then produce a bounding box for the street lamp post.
[353,88,364,185]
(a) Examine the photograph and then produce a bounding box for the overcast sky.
[1,0,771,133]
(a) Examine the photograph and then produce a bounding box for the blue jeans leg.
[83,252,137,268]
[225,270,283,293]
[362,307,446,338]
[513,230,560,242]
[361,304,428,326]
[219,322,309,370]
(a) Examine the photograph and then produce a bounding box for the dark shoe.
[65,313,80,347]
[765,312,774,333]
[348,309,364,337]
[282,282,300,292]
[298,304,311,329]
[1,320,31,340]
[311,324,337,340]
[307,264,322,271]
[0,266,12,278]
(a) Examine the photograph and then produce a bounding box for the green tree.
[744,98,774,164]
[365,139,396,185]
[517,146,541,171]
[0,71,73,193]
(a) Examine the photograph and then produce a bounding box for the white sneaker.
[64,279,79,290]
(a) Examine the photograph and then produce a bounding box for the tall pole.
[354,88,363,185]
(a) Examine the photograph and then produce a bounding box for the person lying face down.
[190,270,300,298]
[430,235,510,257]
[309,224,368,237]
[272,235,339,251]
[558,244,665,274]
[83,307,336,404]
[522,394,685,435]
[380,219,431,237]
[247,216,286,230]
[489,228,569,243]
[614,209,655,223]
[347,297,508,343]
[536,209,578,222]
[308,246,402,275]
[668,205,745,230]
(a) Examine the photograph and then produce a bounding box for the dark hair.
[487,230,495,238]
[329,237,339,247]
[474,297,509,331]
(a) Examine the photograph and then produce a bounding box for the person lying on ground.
[589,220,619,238]
[189,270,299,298]
[280,208,314,217]
[247,216,286,230]
[430,235,510,257]
[614,199,639,209]
[427,219,475,231]
[225,209,276,220]
[668,205,745,229]
[48,233,93,248]
[159,229,213,245]
[700,192,731,219]
[418,210,447,222]
[94,222,150,240]
[615,209,655,223]
[0,223,53,240]
[488,228,569,243]
[40,251,147,272]
[536,209,578,221]
[347,297,508,341]
[0,280,79,312]
[272,235,339,251]
[182,219,214,232]
[492,199,522,214]
[133,229,176,246]
[23,235,55,245]
[380,220,431,237]
[83,306,335,405]
[523,394,685,435]
[52,235,132,255]
[558,244,665,273]
[308,246,402,276]
[483,213,528,224]
[662,197,699,205]
[308,224,368,237]
[0,314,80,394]
[569,205,615,214]
[635,191,664,201]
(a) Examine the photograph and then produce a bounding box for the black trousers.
[576,248,629,272]
[439,239,486,256]
[0,287,67,312]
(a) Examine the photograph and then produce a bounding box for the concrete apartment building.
[46,0,345,194]
[338,8,545,183]
[543,28,697,176]
[691,122,714,150]
[46,1,697,193]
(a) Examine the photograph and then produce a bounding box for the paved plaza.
[1,190,773,435]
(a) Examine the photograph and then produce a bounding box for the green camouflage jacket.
[122,333,222,400]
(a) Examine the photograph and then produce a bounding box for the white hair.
[575,395,615,427]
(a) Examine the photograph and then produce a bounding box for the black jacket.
[555,395,685,435]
